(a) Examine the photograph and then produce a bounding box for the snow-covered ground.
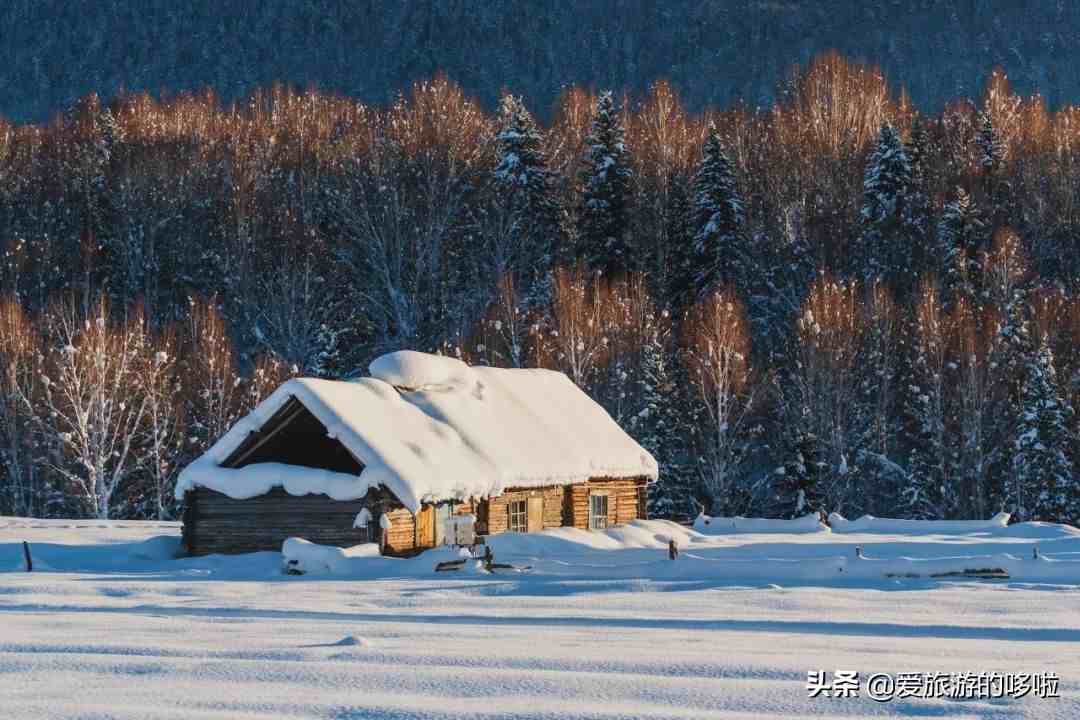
[2,516,1080,718]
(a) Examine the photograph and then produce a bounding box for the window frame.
[589,492,610,530]
[508,499,528,532]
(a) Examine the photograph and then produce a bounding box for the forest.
[0,53,1078,526]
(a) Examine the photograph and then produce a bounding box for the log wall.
[567,477,649,529]
[482,485,568,534]
[382,507,418,555]
[182,487,417,556]
[181,476,651,557]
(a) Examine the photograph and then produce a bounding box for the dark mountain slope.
[2,1,1075,121]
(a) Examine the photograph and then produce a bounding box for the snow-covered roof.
[176,351,657,512]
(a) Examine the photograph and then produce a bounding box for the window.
[589,493,609,530]
[508,499,527,532]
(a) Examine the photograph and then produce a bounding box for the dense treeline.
[1,54,1079,525]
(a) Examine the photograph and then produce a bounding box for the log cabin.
[177,351,657,556]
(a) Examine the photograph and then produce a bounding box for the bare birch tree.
[37,298,149,519]
[682,288,755,510]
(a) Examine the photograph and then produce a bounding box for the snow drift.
[272,518,1080,584]
[692,512,829,535]
[5,516,1080,585]
[829,512,1011,534]
[281,537,382,575]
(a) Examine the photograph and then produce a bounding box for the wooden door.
[434,504,451,546]
[416,506,434,548]
[527,496,544,532]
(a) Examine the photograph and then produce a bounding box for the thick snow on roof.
[176,351,657,511]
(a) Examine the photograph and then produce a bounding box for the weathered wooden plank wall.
[482,486,568,534]
[181,477,651,557]
[381,507,417,555]
[567,478,649,529]
[183,487,408,556]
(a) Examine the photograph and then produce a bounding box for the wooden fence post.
[22,541,32,572]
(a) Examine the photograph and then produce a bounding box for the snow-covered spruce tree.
[774,426,827,520]
[489,95,562,298]
[976,110,1011,225]
[682,288,757,515]
[632,319,694,520]
[976,110,1005,176]
[1009,341,1076,523]
[984,231,1035,515]
[578,91,633,277]
[662,171,697,308]
[691,124,745,299]
[904,118,934,276]
[776,276,865,515]
[938,188,985,308]
[850,282,905,515]
[858,123,911,285]
[902,280,956,519]
[948,295,996,520]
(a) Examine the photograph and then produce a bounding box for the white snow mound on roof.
[176,352,657,511]
[369,350,472,390]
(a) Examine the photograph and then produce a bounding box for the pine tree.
[578,91,633,276]
[938,188,984,307]
[902,283,955,519]
[682,288,757,515]
[904,118,933,276]
[976,111,1005,175]
[976,111,1010,224]
[663,172,696,308]
[774,427,827,519]
[850,283,905,515]
[492,95,562,292]
[986,282,1035,514]
[691,124,745,298]
[1009,342,1076,523]
[859,123,912,284]
[632,324,693,519]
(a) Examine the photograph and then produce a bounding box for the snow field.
[2,517,1080,718]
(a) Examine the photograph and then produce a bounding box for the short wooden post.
[22,541,32,572]
[855,546,864,560]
